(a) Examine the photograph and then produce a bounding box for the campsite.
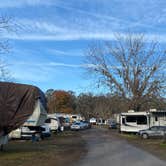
[0,1,166,166]
[0,82,166,166]
[0,127,166,166]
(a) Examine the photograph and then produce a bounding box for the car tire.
[142,133,148,139]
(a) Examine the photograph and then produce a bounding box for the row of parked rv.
[9,113,89,141]
[0,82,89,150]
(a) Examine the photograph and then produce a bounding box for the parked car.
[139,126,166,139]
[108,121,117,129]
[70,122,85,131]
[82,121,92,129]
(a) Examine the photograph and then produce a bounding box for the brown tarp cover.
[0,82,47,137]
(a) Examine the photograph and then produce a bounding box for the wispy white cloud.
[1,0,165,42]
[48,49,84,57]
[13,61,85,68]
[10,60,120,70]
[5,31,166,42]
[0,0,55,8]
[54,1,166,32]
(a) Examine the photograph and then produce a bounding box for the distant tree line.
[45,89,166,119]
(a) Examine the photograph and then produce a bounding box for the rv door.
[122,117,125,125]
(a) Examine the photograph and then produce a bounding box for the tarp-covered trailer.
[0,82,47,150]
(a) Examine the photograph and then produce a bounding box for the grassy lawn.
[0,131,86,166]
[160,143,166,148]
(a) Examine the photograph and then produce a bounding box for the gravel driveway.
[76,128,165,166]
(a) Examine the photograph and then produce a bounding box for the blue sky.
[0,0,166,93]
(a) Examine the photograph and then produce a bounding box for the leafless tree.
[85,34,166,111]
[0,16,13,81]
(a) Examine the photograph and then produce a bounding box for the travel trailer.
[45,116,60,132]
[53,113,85,124]
[70,114,84,122]
[0,82,47,148]
[90,118,97,125]
[9,98,47,140]
[120,109,166,133]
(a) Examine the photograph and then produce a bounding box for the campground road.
[75,127,165,166]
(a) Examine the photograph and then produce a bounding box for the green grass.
[120,133,138,139]
[160,143,166,148]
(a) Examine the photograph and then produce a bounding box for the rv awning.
[0,82,47,136]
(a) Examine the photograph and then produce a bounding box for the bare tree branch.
[85,33,166,111]
[0,15,15,81]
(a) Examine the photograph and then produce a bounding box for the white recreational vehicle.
[9,99,47,140]
[0,82,47,149]
[45,114,61,132]
[120,109,166,133]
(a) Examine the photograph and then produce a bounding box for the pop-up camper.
[0,82,47,149]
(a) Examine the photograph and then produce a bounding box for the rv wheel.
[142,133,148,139]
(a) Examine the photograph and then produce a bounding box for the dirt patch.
[0,131,87,166]
[108,129,166,161]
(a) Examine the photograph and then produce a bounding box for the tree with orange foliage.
[47,90,76,114]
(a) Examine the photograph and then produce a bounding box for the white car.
[70,122,85,130]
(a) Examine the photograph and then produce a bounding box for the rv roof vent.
[128,110,135,113]
[150,109,157,112]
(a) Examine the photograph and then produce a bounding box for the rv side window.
[137,116,147,125]
[126,116,136,122]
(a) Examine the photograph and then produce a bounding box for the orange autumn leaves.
[47,90,75,114]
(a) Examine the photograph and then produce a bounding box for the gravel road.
[76,128,166,166]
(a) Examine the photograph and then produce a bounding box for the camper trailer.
[19,98,47,139]
[45,116,60,132]
[149,109,166,126]
[120,111,150,133]
[70,114,84,123]
[120,109,166,133]
[0,82,47,147]
[9,99,47,140]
